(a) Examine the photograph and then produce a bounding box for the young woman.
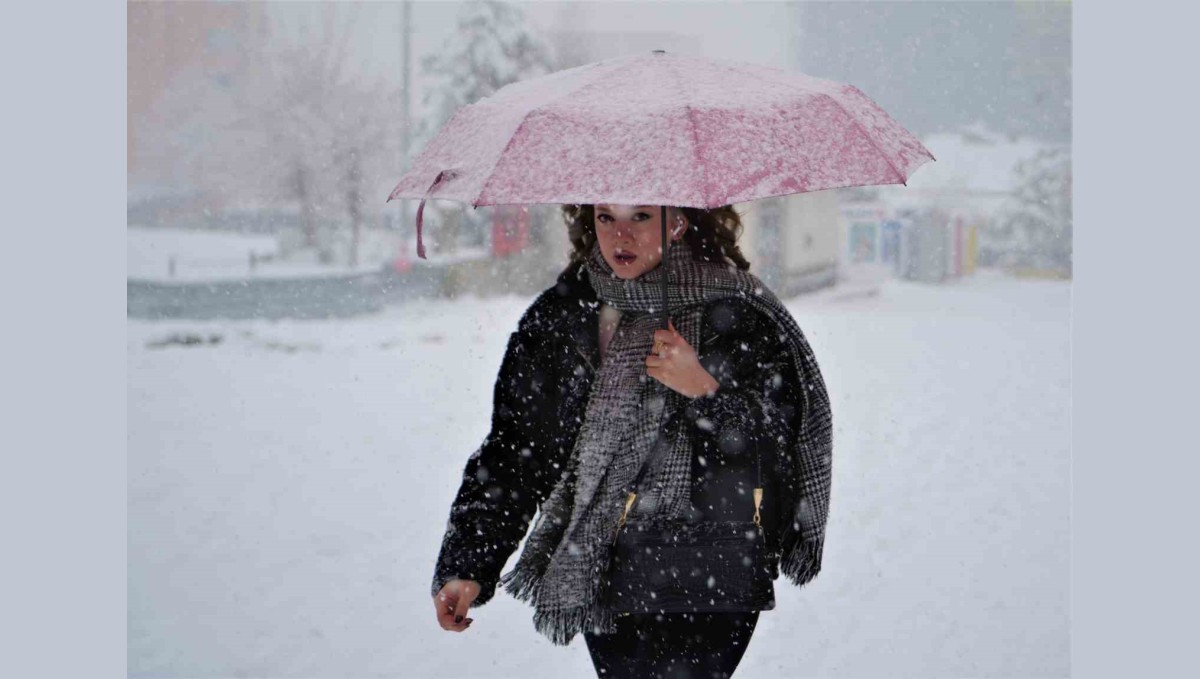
[431,204,833,679]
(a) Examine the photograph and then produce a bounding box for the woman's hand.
[646,320,720,398]
[433,578,480,632]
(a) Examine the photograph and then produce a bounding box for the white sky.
[270,1,798,115]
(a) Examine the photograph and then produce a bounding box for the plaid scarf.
[500,237,833,646]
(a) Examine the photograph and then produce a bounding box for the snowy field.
[127,270,1070,678]
[127,227,395,282]
[128,227,280,281]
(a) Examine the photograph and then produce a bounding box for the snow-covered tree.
[996,146,1072,275]
[415,2,555,254]
[419,1,555,136]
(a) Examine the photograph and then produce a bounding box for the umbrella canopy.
[387,50,934,325]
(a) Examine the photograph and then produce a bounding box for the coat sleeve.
[429,315,571,606]
[676,298,821,587]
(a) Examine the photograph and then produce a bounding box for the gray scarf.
[500,236,833,647]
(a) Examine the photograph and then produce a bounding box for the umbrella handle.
[660,205,670,330]
[414,170,458,260]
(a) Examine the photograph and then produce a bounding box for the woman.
[431,204,833,678]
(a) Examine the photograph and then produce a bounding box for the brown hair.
[561,205,751,271]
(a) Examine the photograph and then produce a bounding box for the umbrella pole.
[660,206,669,330]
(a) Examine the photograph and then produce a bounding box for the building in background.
[127,2,268,183]
[876,122,1065,277]
[738,192,841,297]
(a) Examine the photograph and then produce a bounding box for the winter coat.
[431,259,805,606]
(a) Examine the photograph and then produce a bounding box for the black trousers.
[583,611,759,679]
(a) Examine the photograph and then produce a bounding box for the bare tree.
[328,83,401,266]
[139,3,403,266]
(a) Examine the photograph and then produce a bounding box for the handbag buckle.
[613,492,637,544]
[753,487,763,527]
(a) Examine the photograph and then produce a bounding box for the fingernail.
[454,615,463,623]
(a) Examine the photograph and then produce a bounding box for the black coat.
[432,260,805,605]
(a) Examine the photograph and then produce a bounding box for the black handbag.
[599,422,777,615]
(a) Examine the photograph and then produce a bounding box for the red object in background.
[392,245,412,274]
[492,205,530,257]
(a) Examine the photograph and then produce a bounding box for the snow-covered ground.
[127,226,497,283]
[127,227,399,282]
[128,269,1070,678]
[128,227,281,281]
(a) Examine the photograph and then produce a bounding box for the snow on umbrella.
[387,50,934,327]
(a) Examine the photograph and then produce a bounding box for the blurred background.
[128,3,1072,678]
[128,0,1070,320]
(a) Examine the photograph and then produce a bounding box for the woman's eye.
[595,212,651,225]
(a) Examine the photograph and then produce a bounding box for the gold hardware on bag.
[613,492,637,544]
[753,487,763,527]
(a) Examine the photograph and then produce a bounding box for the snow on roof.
[896,121,1064,194]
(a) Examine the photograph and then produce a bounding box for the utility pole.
[397,0,412,246]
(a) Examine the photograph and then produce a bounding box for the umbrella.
[387,50,934,330]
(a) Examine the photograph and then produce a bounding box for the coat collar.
[549,261,602,372]
[553,260,597,303]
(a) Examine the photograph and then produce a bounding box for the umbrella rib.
[664,55,711,207]
[826,88,906,186]
[470,109,540,208]
[682,105,711,206]
[738,69,908,187]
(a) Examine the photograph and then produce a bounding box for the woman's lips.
[614,250,638,265]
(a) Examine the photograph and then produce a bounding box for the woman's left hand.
[646,320,720,398]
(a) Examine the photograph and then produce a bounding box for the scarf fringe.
[531,601,618,646]
[779,535,824,587]
[501,560,620,646]
[499,562,543,603]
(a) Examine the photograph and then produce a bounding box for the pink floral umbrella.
[387,50,934,326]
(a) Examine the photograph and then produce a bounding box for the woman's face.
[594,204,685,280]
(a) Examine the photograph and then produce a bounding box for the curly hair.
[561,204,751,271]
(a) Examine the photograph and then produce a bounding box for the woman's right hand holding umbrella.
[433,578,480,632]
